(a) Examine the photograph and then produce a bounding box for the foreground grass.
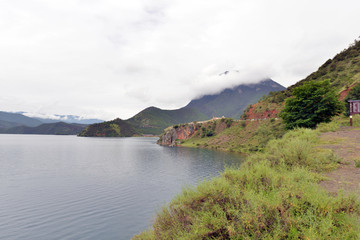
[133,129,360,239]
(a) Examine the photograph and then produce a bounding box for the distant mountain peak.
[219,70,240,76]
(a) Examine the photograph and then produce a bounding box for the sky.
[0,0,359,120]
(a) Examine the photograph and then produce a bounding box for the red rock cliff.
[157,123,199,146]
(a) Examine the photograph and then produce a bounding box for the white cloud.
[0,0,359,119]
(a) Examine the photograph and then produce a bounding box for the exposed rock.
[157,123,199,146]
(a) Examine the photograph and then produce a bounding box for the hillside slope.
[78,118,138,137]
[125,107,208,135]
[185,79,285,119]
[0,111,43,127]
[0,122,86,135]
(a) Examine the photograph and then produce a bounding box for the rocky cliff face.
[157,123,199,146]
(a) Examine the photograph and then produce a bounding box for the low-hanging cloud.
[0,0,359,119]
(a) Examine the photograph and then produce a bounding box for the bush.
[280,80,344,129]
[224,118,233,128]
[206,130,214,137]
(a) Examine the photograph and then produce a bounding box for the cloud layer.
[0,0,359,119]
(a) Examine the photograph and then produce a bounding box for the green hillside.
[126,107,208,135]
[290,39,360,93]
[78,118,138,137]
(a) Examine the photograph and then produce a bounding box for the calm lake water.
[0,134,244,240]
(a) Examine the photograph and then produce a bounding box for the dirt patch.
[318,127,360,196]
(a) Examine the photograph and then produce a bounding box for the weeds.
[133,128,360,239]
[354,158,360,168]
[316,121,340,133]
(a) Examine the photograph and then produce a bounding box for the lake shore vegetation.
[133,128,360,239]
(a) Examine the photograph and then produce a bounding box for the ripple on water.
[0,135,243,240]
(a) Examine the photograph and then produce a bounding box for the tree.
[280,80,343,129]
[344,83,360,116]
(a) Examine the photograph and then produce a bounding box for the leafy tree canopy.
[344,83,360,116]
[280,80,343,129]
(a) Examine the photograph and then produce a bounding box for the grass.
[181,119,286,153]
[313,114,360,134]
[316,121,340,133]
[354,158,360,168]
[332,114,360,128]
[133,128,360,239]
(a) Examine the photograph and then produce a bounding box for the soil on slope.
[318,127,360,196]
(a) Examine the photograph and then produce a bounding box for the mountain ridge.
[185,79,285,119]
[79,79,285,136]
[0,122,86,135]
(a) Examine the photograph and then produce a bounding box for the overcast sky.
[0,0,359,120]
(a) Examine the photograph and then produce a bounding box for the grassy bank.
[181,118,286,153]
[134,128,360,239]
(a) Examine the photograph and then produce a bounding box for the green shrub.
[206,130,214,137]
[280,80,344,129]
[224,118,233,128]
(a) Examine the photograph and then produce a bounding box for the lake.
[0,135,244,240]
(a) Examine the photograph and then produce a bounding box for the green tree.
[280,80,343,129]
[344,83,360,116]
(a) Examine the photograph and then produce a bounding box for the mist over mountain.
[185,78,285,119]
[20,113,104,125]
[0,111,103,135]
[80,79,285,136]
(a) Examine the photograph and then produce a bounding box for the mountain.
[78,118,138,137]
[35,115,103,125]
[185,79,285,119]
[0,111,104,135]
[17,113,104,125]
[0,122,86,135]
[80,79,285,136]
[0,111,43,127]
